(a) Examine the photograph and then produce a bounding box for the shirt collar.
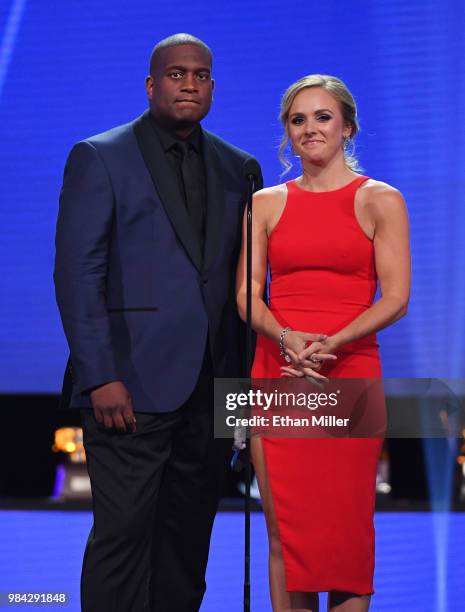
[149,112,203,154]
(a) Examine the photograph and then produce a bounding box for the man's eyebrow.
[165,64,211,72]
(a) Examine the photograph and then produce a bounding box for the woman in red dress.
[236,75,410,611]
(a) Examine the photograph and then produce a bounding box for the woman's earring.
[343,135,354,157]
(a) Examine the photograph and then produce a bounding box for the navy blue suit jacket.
[54,111,262,413]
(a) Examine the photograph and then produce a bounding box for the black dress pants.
[80,350,229,611]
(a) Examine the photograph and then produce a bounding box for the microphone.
[243,157,261,183]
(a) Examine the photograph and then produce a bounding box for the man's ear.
[145,75,154,100]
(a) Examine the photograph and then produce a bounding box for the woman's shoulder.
[253,183,287,201]
[358,178,408,218]
[252,183,287,211]
[250,184,288,231]
[359,178,402,199]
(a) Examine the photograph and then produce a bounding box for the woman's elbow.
[236,292,247,322]
[395,297,409,320]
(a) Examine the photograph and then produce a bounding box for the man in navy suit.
[54,33,262,611]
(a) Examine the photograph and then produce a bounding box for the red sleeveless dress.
[251,176,383,594]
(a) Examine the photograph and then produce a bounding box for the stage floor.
[1,510,464,611]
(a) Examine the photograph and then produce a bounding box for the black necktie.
[176,141,205,251]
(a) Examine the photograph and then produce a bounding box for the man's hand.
[90,381,136,433]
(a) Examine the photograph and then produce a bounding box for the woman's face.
[287,87,351,167]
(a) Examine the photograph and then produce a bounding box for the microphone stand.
[231,158,260,610]
[243,169,256,612]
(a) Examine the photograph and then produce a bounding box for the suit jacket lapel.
[202,130,226,273]
[133,111,203,271]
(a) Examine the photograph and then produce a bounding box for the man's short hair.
[150,33,212,75]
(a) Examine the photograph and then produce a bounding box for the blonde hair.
[278,74,361,174]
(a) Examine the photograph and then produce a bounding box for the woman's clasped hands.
[280,330,338,381]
